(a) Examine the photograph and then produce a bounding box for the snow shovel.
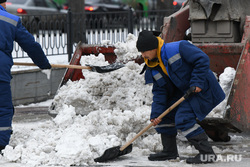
[94,87,196,162]
[13,62,124,73]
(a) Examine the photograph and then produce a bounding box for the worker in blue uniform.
[136,30,225,164]
[0,0,51,153]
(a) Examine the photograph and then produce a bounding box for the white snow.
[208,67,236,118]
[114,34,141,62]
[1,34,248,167]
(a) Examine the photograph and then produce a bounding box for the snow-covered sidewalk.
[1,106,250,167]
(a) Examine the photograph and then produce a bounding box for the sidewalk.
[11,55,69,106]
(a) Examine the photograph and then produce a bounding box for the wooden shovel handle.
[13,62,92,70]
[120,96,186,151]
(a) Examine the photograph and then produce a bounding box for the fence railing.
[12,9,177,60]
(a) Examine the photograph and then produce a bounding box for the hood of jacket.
[144,37,168,76]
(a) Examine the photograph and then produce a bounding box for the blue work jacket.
[0,6,50,83]
[145,39,225,121]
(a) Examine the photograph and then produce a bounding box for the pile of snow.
[5,105,158,166]
[3,34,159,166]
[114,34,141,62]
[51,59,153,116]
[208,67,236,118]
[2,34,236,166]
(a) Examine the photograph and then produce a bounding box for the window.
[45,0,58,9]
[34,0,47,7]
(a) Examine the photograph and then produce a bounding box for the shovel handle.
[120,96,186,151]
[13,62,92,70]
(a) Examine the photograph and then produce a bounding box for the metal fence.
[12,9,177,60]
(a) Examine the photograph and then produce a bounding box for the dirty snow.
[0,34,245,167]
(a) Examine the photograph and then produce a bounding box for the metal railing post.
[67,8,73,62]
[128,8,133,34]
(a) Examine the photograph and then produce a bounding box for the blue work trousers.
[0,81,14,147]
[156,100,204,139]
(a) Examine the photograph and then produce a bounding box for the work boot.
[186,132,217,164]
[148,134,179,161]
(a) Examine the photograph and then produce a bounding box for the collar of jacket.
[144,37,168,76]
[0,5,6,11]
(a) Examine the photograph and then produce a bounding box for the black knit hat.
[0,0,7,3]
[136,30,158,52]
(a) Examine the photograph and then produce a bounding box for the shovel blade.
[90,63,125,73]
[94,144,132,162]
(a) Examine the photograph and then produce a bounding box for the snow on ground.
[0,34,248,167]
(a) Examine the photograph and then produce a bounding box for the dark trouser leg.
[0,145,5,155]
[148,133,179,161]
[175,101,216,164]
[148,101,178,161]
[0,82,14,150]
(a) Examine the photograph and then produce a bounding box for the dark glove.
[46,63,52,69]
[184,86,196,99]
